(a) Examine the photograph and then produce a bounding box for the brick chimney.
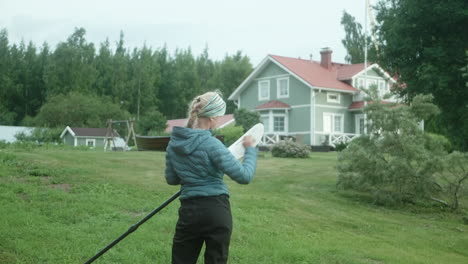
[320,47,333,69]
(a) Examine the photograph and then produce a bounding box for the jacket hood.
[169,126,213,155]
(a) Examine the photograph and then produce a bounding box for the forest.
[0,27,253,134]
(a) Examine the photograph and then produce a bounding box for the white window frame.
[276,77,289,99]
[86,139,96,148]
[261,110,288,134]
[378,80,386,97]
[258,80,270,101]
[379,80,385,91]
[366,79,378,89]
[358,78,364,89]
[272,114,287,133]
[326,92,341,104]
[323,112,344,133]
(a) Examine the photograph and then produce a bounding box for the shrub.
[214,125,244,147]
[334,142,348,152]
[271,140,310,158]
[0,140,8,149]
[32,91,130,128]
[425,133,453,153]
[137,108,167,135]
[437,152,468,210]
[0,152,17,165]
[15,127,63,144]
[336,87,461,207]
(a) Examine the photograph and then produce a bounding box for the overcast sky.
[1,0,370,65]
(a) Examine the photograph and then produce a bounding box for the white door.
[323,113,332,133]
[355,114,365,134]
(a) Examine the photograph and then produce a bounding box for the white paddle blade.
[227,123,264,160]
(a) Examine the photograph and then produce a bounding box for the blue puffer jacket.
[165,126,257,200]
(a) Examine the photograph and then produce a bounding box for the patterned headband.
[199,93,226,117]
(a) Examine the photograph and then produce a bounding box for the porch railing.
[260,134,280,146]
[322,133,359,147]
[259,132,360,147]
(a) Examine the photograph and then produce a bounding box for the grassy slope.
[0,149,467,264]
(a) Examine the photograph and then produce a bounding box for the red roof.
[255,100,291,110]
[349,101,365,110]
[165,114,235,133]
[269,55,359,92]
[337,63,365,80]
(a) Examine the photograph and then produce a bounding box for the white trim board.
[291,104,311,109]
[254,74,289,81]
[60,126,75,138]
[313,86,356,94]
[310,90,316,145]
[255,108,290,111]
[288,131,310,135]
[315,104,348,110]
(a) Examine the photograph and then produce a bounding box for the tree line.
[0,27,253,133]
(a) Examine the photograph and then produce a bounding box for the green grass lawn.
[0,149,467,264]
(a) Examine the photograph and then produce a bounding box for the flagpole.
[364,0,368,86]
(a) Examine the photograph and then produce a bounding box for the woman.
[165,91,257,264]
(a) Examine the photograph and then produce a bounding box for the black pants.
[172,195,232,264]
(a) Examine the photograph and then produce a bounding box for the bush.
[214,125,244,147]
[0,140,8,149]
[32,91,130,128]
[0,152,17,165]
[271,140,310,158]
[336,88,455,207]
[15,127,63,144]
[137,108,167,135]
[334,142,349,152]
[437,152,468,210]
[425,133,453,153]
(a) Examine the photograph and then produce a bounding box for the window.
[258,80,270,100]
[323,113,344,133]
[261,115,270,133]
[358,78,364,89]
[379,80,385,91]
[86,139,96,147]
[277,77,289,98]
[366,79,378,89]
[261,112,288,133]
[273,116,285,132]
[379,80,386,97]
[327,92,340,103]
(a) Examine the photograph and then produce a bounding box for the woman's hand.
[243,135,255,148]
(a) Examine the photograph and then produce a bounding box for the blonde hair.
[186,91,223,129]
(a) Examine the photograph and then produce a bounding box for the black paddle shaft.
[84,191,181,264]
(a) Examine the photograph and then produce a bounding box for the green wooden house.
[60,126,121,148]
[228,48,398,147]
